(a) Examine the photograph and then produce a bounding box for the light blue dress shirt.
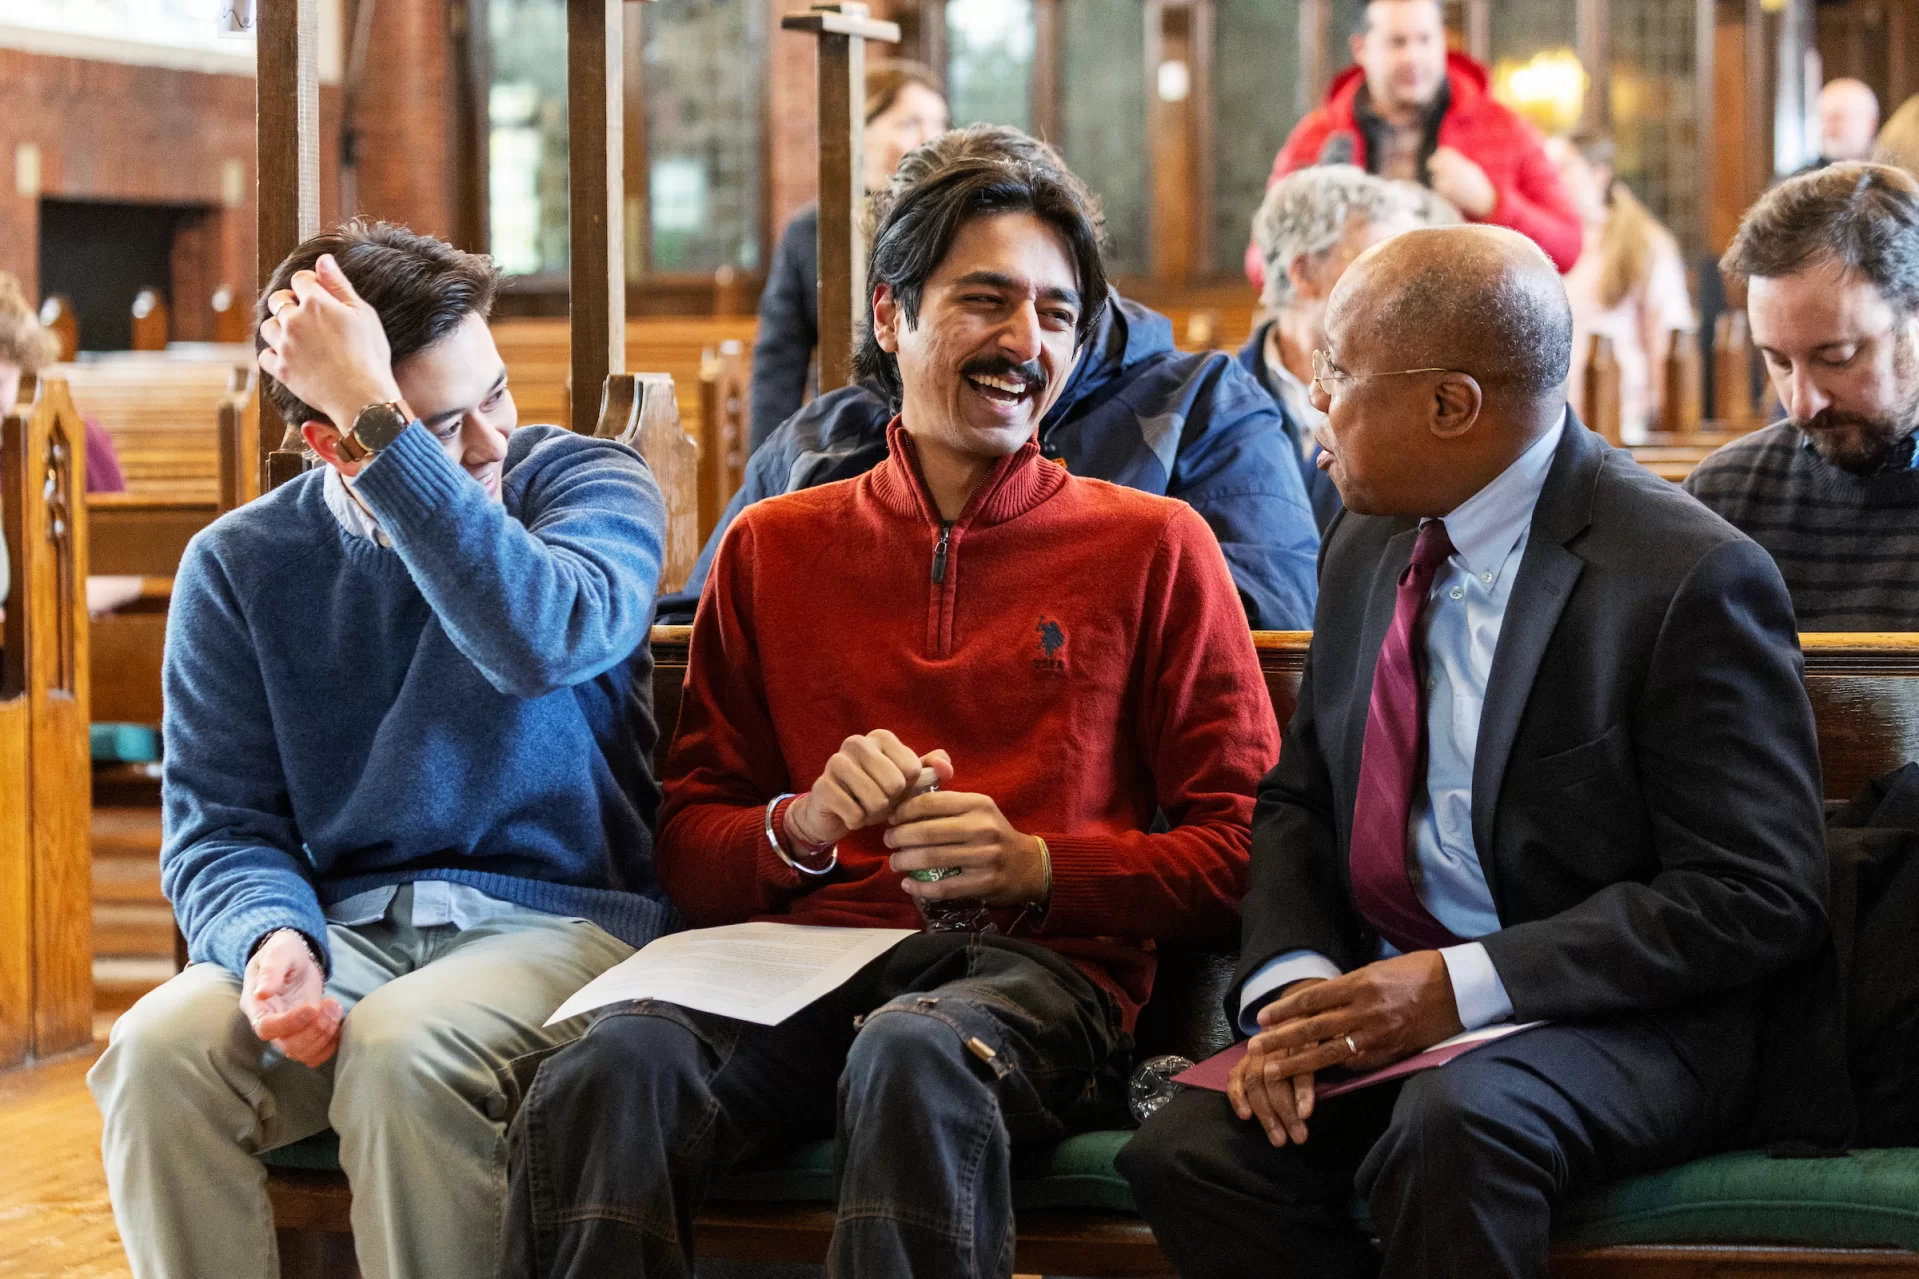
[1239,412,1567,1034]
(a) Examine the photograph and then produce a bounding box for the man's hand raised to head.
[257,252,408,436]
[784,731,954,850]
[241,928,344,1068]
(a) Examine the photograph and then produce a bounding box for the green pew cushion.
[1553,1147,1919,1250]
[91,722,159,763]
[260,1127,1919,1251]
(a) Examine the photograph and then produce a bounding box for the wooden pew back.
[596,374,702,596]
[645,630,1919,809]
[56,348,255,503]
[492,317,759,441]
[0,375,94,1065]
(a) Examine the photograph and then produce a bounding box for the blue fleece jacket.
[1235,319,1344,534]
[656,293,1321,629]
[161,423,678,976]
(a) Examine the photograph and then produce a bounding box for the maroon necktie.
[1349,519,1466,954]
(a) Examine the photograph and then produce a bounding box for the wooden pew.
[1658,330,1703,435]
[0,374,95,1066]
[490,316,759,439]
[697,339,748,546]
[263,627,1919,1279]
[59,348,255,503]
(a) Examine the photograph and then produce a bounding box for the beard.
[1793,338,1919,473]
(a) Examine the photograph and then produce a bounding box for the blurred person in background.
[1244,0,1580,284]
[1800,78,1881,172]
[1876,94,1919,175]
[750,60,949,451]
[1239,166,1430,531]
[1550,134,1694,442]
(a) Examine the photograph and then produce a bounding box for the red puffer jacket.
[1245,52,1582,284]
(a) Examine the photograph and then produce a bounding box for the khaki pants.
[88,887,633,1279]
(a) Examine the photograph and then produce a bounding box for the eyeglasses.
[1311,349,1459,396]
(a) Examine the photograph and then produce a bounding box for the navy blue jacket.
[749,205,819,451]
[658,294,1321,629]
[1236,319,1343,534]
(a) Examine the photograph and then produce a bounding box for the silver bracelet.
[764,793,838,876]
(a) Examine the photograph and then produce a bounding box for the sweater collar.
[869,417,1066,530]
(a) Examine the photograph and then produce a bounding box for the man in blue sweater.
[655,126,1322,631]
[88,222,676,1279]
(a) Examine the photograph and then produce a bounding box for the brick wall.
[351,0,457,239]
[0,48,343,342]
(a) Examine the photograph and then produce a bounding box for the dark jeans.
[504,932,1130,1279]
[1118,1019,1753,1279]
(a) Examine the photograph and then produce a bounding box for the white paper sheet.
[544,922,919,1027]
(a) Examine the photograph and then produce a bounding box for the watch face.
[354,402,409,452]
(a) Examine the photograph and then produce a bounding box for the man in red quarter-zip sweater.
[504,153,1279,1279]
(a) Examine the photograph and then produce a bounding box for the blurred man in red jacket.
[1244,0,1581,284]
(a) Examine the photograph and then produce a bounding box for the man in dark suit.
[1119,225,1828,1279]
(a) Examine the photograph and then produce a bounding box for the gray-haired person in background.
[1236,166,1448,531]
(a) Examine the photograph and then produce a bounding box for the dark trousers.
[1118,1019,1752,1279]
[504,932,1128,1279]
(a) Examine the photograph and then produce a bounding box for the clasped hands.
[240,928,343,1068]
[1229,950,1462,1149]
[784,730,1049,905]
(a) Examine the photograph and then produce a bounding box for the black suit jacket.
[1239,414,1829,1075]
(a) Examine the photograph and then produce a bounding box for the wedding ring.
[1344,1033,1359,1057]
[272,295,295,319]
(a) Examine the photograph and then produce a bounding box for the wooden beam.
[257,0,323,492]
[567,0,629,436]
[781,3,901,394]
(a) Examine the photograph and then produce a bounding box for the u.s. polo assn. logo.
[1034,618,1067,675]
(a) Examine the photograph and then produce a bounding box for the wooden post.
[1714,310,1755,428]
[567,0,633,437]
[1583,334,1623,446]
[781,3,901,394]
[257,0,323,491]
[1660,329,1703,435]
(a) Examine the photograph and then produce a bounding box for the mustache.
[1791,408,1887,435]
[959,355,1046,392]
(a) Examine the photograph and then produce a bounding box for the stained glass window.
[1059,0,1149,274]
[946,0,1036,133]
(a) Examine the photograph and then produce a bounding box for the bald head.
[1820,78,1880,163]
[1329,224,1573,400]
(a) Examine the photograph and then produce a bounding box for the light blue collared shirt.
[1239,411,1567,1034]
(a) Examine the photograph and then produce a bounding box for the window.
[483,0,765,279]
[640,0,765,274]
[1211,0,1306,276]
[1059,0,1149,274]
[946,0,1036,134]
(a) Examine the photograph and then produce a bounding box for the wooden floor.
[0,1045,127,1278]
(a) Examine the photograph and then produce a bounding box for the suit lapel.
[1468,416,1608,900]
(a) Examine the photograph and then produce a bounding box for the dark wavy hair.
[1722,162,1919,316]
[852,153,1110,405]
[258,220,499,427]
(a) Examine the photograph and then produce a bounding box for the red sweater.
[657,422,1279,1027]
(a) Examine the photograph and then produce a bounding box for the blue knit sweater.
[161,423,678,976]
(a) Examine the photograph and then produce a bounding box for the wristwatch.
[335,400,411,463]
